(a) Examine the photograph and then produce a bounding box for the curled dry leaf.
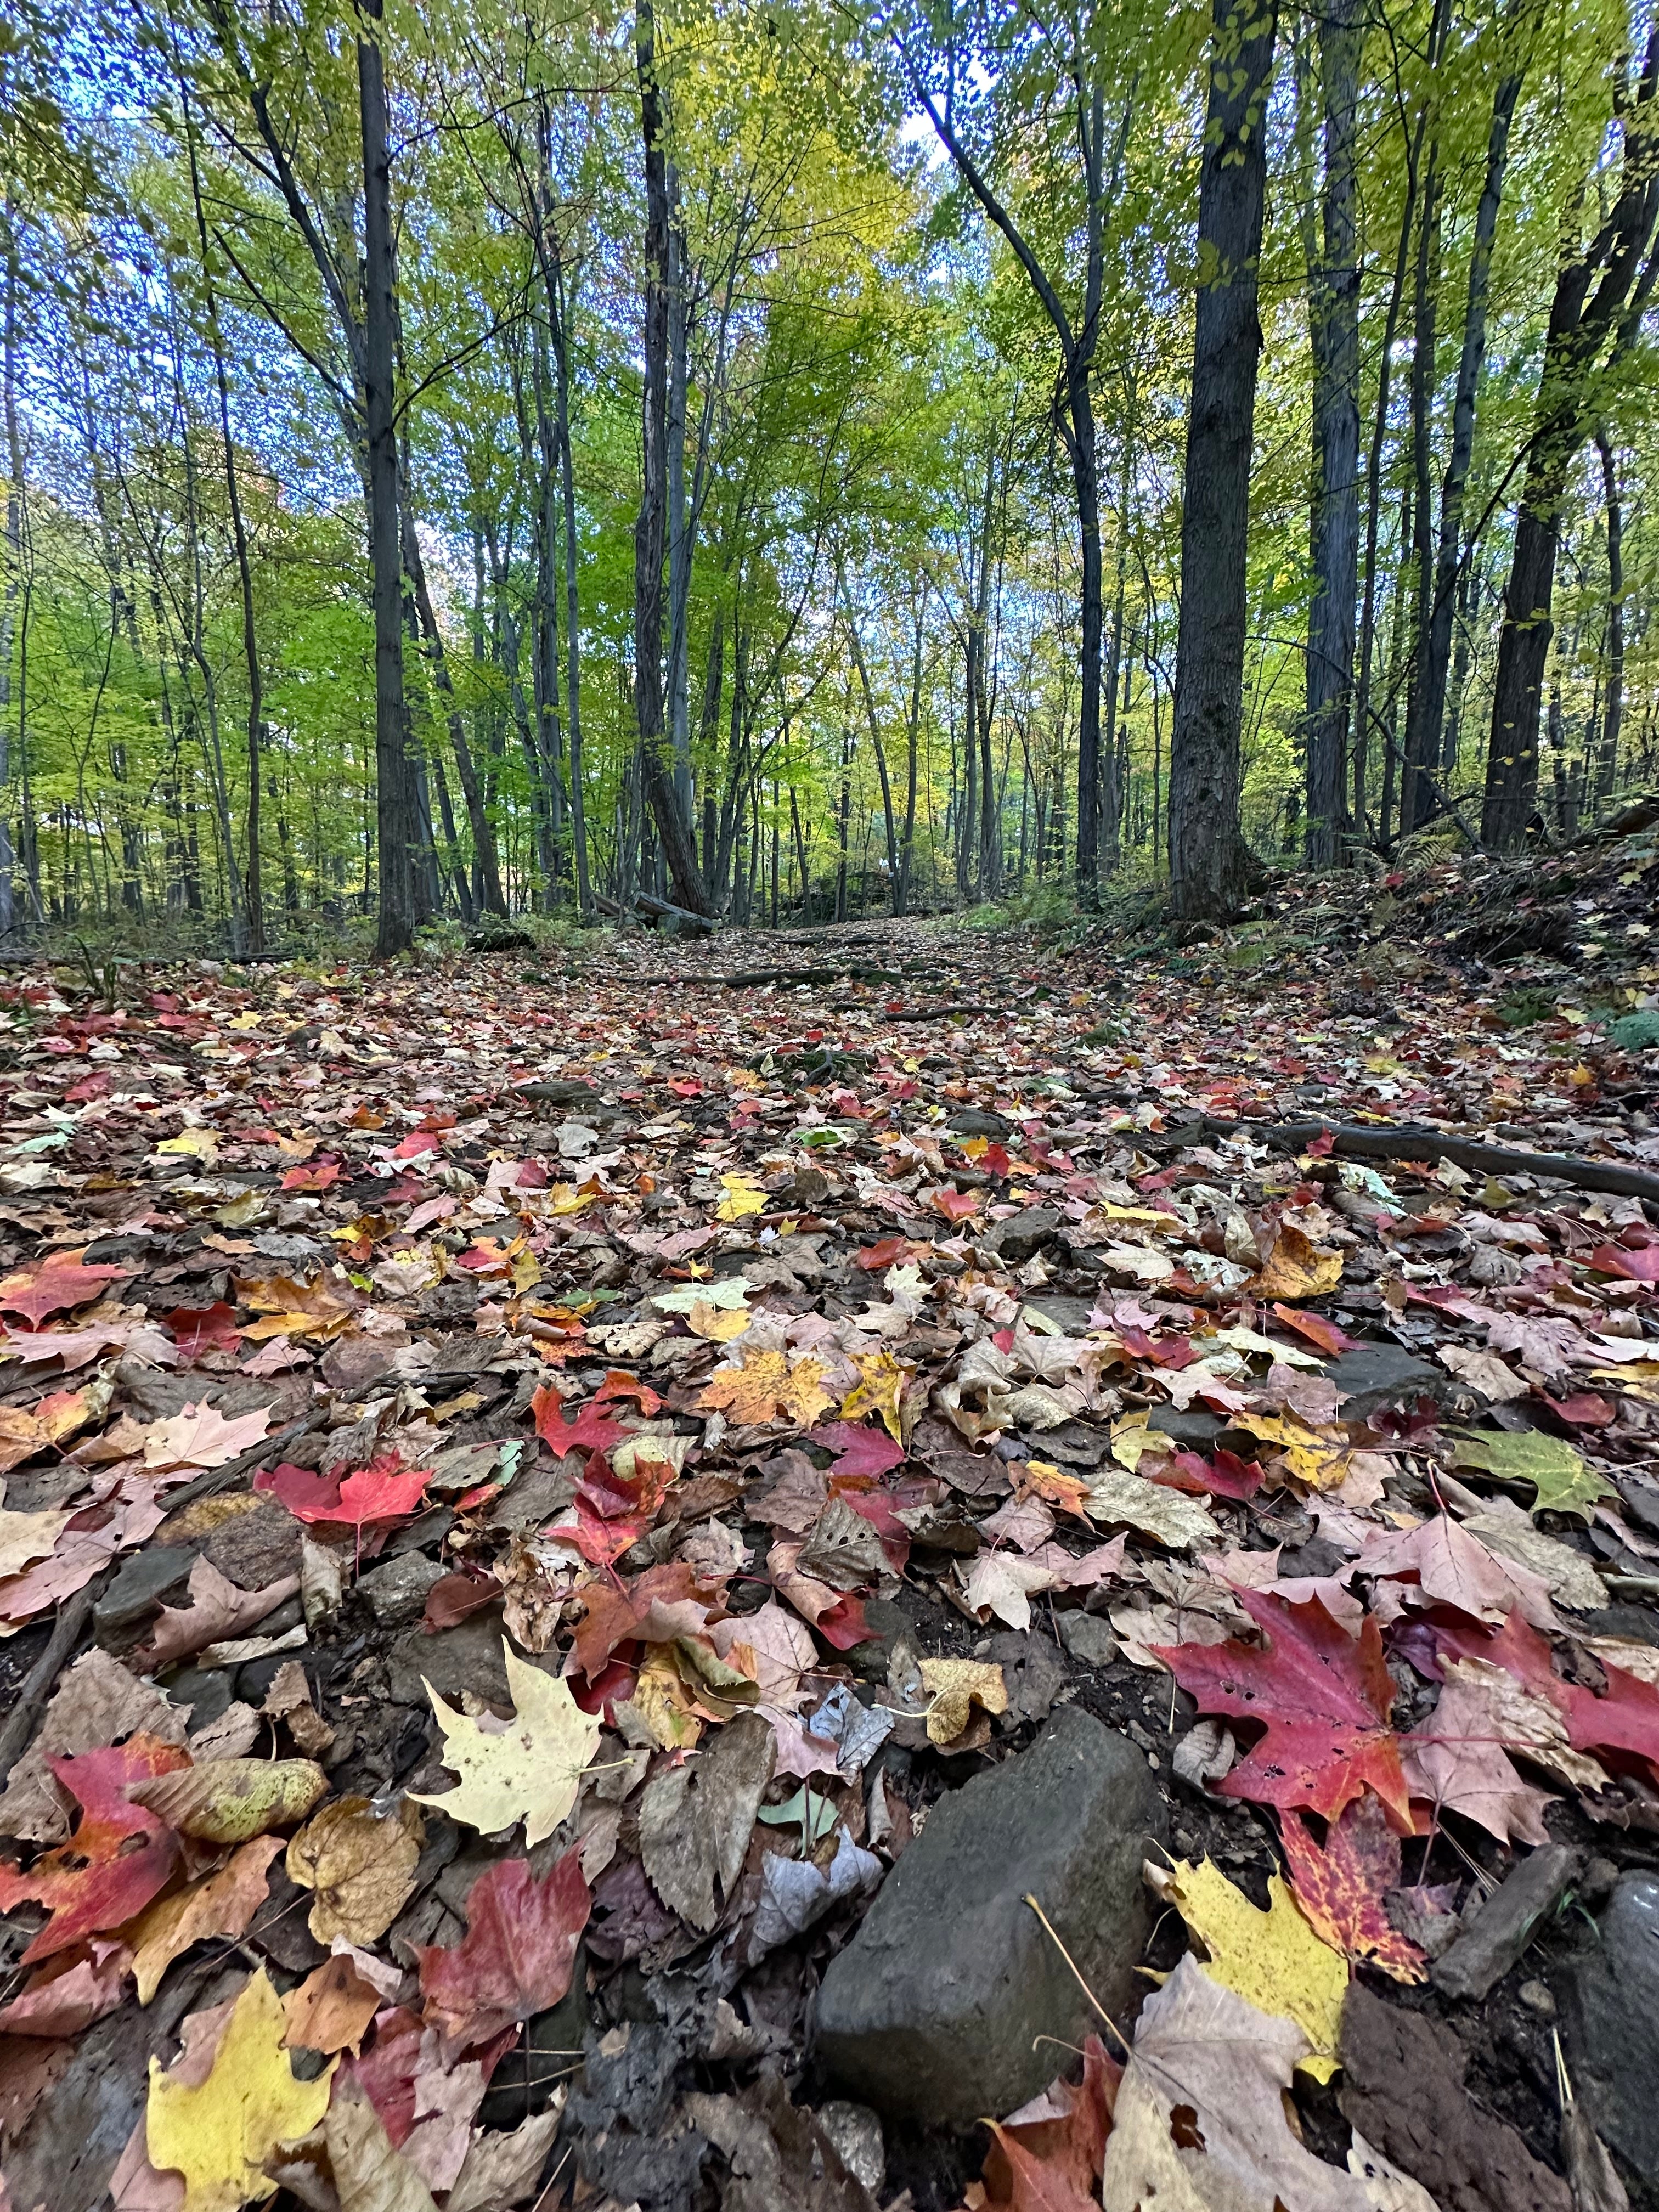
[128,1836,284,2003]
[286,1794,425,1946]
[129,1757,329,1844]
[0,1645,190,1844]
[282,1952,386,2056]
[135,1557,301,1671]
[917,1656,1008,1746]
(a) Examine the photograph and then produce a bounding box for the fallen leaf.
[1278,1793,1426,1983]
[129,1759,328,1844]
[699,1348,833,1427]
[1248,1223,1343,1302]
[409,1640,600,1845]
[1155,1592,1411,1827]
[1437,1344,1527,1402]
[143,1402,273,1472]
[253,1455,431,1530]
[417,1848,591,2047]
[0,1503,72,1581]
[0,1935,131,2036]
[1101,1954,1424,2211]
[325,2074,439,2211]
[165,1305,243,1358]
[286,1794,425,1945]
[0,1647,189,1843]
[0,1734,189,1962]
[0,1249,129,1325]
[282,1952,385,2056]
[1146,1854,1348,2080]
[135,1558,301,1671]
[128,1837,284,2003]
[145,1968,336,2212]
[918,1656,1008,1745]
[809,1421,907,1479]
[1401,1657,1555,1844]
[980,2034,1118,2212]
[838,1348,909,1441]
[637,1708,775,1931]
[1449,1429,1615,1520]
[1083,1467,1221,1550]
[445,2107,563,2212]
[716,1173,766,1221]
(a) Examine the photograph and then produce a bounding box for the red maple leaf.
[348,2007,516,2143]
[809,1421,906,1480]
[1154,1447,1263,1501]
[531,1383,631,1460]
[933,1186,981,1223]
[569,1561,714,1680]
[1155,1592,1411,1827]
[165,1301,244,1357]
[0,1250,129,1328]
[417,1850,591,2048]
[280,1160,343,1193]
[814,1594,872,1650]
[1278,1792,1425,1982]
[0,1735,189,1963]
[1269,1304,1363,1355]
[593,1370,662,1415]
[255,1454,430,1530]
[1435,1610,1659,1779]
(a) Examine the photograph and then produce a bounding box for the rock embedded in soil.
[93,1543,198,1638]
[1432,1844,1581,2003]
[1559,1870,1659,2181]
[979,1205,1063,1266]
[814,1704,1163,2126]
[1325,1341,1451,1421]
[357,1549,447,1627]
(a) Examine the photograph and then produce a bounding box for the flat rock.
[387,1615,552,1713]
[1433,1844,1581,2002]
[1147,1404,1223,1447]
[93,1543,197,1638]
[200,1497,304,1590]
[1022,1294,1096,1336]
[358,1549,447,1627]
[815,1705,1163,2125]
[1327,1341,1449,1421]
[1559,1871,1659,2178]
[1057,1610,1117,1668]
[980,1206,1062,1266]
[947,1108,1011,1140]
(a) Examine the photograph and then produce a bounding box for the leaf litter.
[0,910,1655,2208]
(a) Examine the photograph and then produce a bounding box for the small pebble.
[1518,1979,1556,2020]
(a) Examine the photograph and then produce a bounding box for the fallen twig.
[1189,1115,1659,1205]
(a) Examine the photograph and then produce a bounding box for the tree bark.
[1482,28,1659,848]
[1303,0,1361,866]
[358,0,414,956]
[1407,24,1528,806]
[634,0,712,918]
[1594,426,1623,803]
[1399,151,1441,836]
[1169,0,1278,920]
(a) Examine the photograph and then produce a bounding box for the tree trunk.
[358,0,415,956]
[1303,0,1361,866]
[1408,32,1527,803]
[0,228,20,940]
[634,0,712,917]
[1169,0,1278,919]
[1399,152,1441,836]
[1594,427,1623,803]
[1482,29,1659,848]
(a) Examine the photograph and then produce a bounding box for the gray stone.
[1058,1611,1118,1668]
[518,1077,601,1109]
[1022,1295,1096,1336]
[1327,1341,1451,1421]
[817,2102,884,2196]
[358,1549,447,1627]
[93,1544,196,1638]
[387,1615,551,1712]
[815,1705,1163,2125]
[200,1497,303,1590]
[843,1597,919,1686]
[949,1108,1011,1140]
[981,1206,1063,1267]
[1433,1844,1581,2002]
[1560,1871,1659,2178]
[1147,1404,1223,1448]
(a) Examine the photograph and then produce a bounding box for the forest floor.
[0,816,1657,2212]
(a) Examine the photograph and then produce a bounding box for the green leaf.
[1449,1430,1616,1520]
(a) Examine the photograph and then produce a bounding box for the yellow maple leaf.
[1235,1410,1348,1489]
[145,1968,336,2212]
[1247,1223,1343,1302]
[698,1348,831,1426]
[715,1174,766,1222]
[1145,1857,1347,2081]
[408,1641,599,1848]
[839,1348,909,1441]
[547,1184,596,1217]
[156,1127,219,1161]
[624,1646,703,1748]
[687,1300,752,1342]
[918,1656,1008,1745]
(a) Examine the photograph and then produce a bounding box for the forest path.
[0,919,1654,2209]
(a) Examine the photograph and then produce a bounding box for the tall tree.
[1482,26,1659,848]
[1168,0,1278,919]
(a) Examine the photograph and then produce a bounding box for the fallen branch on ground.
[1190,1115,1659,1204]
